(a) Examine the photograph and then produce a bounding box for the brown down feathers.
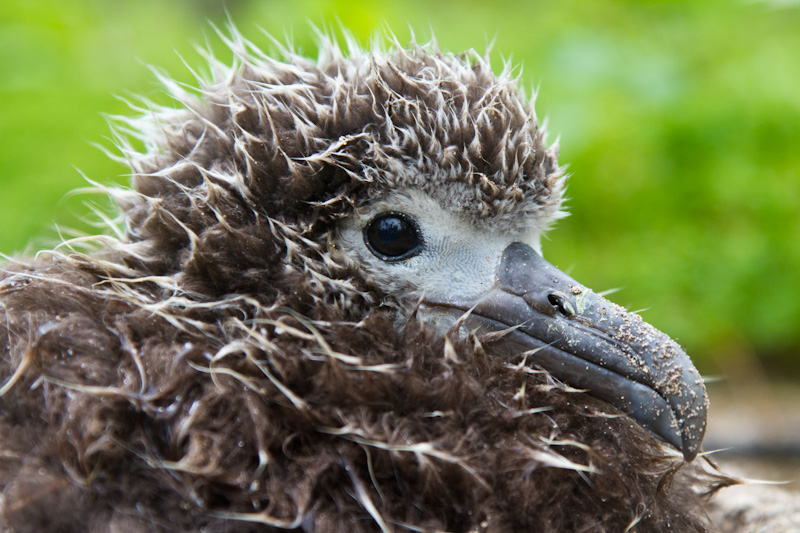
[0,29,726,532]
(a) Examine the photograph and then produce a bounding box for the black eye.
[363,212,422,261]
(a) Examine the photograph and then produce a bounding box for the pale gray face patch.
[337,189,543,305]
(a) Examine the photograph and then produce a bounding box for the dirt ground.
[706,380,800,485]
[703,380,800,530]
[703,374,800,491]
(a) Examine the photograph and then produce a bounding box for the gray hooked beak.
[424,242,708,461]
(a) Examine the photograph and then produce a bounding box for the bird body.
[0,30,721,532]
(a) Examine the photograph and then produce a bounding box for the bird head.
[118,32,706,462]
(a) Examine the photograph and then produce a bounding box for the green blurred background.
[1,0,799,379]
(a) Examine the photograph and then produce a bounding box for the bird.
[0,29,726,532]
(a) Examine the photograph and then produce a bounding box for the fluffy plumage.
[0,30,724,532]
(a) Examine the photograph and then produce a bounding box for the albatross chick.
[0,31,722,532]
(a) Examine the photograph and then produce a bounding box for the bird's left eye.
[364,212,422,261]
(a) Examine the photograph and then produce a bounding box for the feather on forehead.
[124,30,565,234]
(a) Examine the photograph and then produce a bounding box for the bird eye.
[364,212,422,261]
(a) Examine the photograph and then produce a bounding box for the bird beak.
[423,242,707,461]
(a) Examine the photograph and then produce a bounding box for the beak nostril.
[548,292,576,317]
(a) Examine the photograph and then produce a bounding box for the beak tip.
[680,410,708,462]
[681,437,701,462]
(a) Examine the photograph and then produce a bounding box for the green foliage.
[1,0,798,371]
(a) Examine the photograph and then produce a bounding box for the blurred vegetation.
[1,0,799,376]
